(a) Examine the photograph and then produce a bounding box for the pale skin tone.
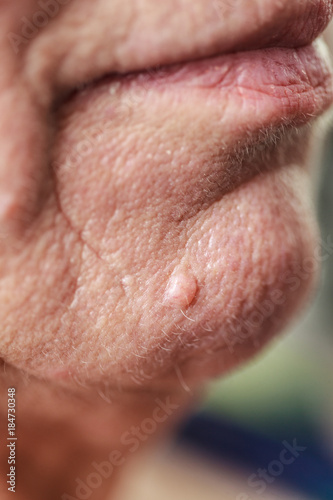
[0,1,332,499]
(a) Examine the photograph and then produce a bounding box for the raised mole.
[164,271,198,308]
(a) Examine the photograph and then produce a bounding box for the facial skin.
[0,1,332,498]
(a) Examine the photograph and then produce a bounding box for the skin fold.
[0,1,332,499]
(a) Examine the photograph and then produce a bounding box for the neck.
[0,366,194,500]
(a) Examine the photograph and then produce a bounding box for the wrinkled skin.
[0,1,332,499]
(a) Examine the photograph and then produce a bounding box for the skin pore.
[0,1,332,499]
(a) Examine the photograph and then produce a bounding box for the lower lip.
[106,40,333,129]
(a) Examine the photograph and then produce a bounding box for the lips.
[78,0,333,143]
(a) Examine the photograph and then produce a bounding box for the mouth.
[76,0,333,146]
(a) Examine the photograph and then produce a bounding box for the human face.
[1,0,332,391]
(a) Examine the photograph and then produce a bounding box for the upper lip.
[228,0,333,52]
[117,0,333,74]
[57,0,333,97]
